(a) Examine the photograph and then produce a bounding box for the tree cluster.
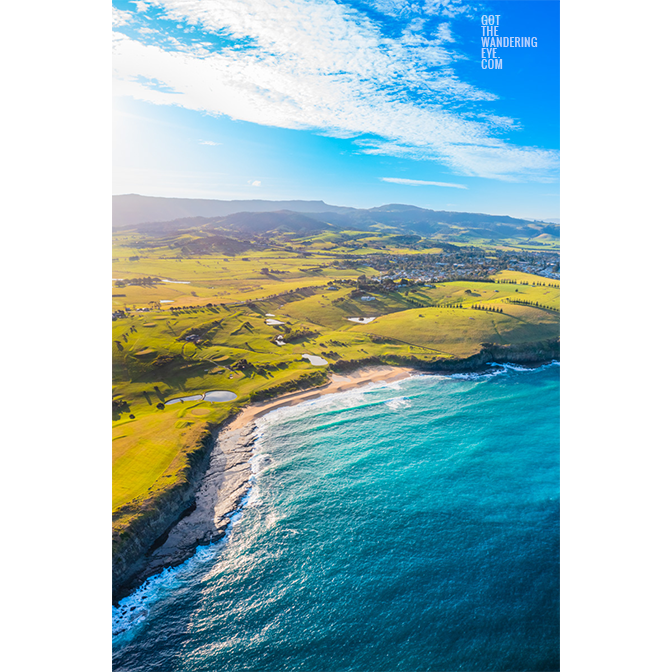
[115,276,160,287]
[283,328,320,343]
[471,304,503,313]
[505,298,559,311]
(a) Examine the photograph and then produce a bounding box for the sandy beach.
[115,365,415,600]
[115,354,558,600]
[227,365,415,431]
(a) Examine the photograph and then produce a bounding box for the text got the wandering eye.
[480,15,538,70]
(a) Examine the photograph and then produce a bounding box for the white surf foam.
[255,378,416,430]
[435,360,560,382]
[385,396,412,411]
[113,429,269,641]
[112,539,226,639]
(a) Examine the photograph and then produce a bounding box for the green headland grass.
[113,227,559,531]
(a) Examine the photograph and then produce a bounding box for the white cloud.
[381,177,467,188]
[423,0,478,19]
[477,113,521,131]
[435,23,455,43]
[199,140,220,145]
[367,0,480,19]
[367,0,415,17]
[112,7,133,27]
[112,0,557,181]
[132,1,150,11]
[249,180,262,187]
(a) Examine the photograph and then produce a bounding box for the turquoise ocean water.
[113,363,559,671]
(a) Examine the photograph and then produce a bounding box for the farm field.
[112,223,559,540]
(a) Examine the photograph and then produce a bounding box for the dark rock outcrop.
[112,426,216,602]
[331,338,560,374]
[128,425,257,593]
[112,339,558,603]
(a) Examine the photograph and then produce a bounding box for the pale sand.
[123,366,413,596]
[227,365,414,430]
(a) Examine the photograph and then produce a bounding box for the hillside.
[112,199,560,599]
[113,195,559,248]
[113,194,354,228]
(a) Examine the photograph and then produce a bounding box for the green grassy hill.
[112,221,559,584]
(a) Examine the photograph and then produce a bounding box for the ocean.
[113,363,560,672]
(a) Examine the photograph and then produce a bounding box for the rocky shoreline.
[113,424,258,603]
[112,424,216,603]
[331,338,560,374]
[113,339,559,604]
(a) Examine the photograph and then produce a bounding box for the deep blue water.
[113,364,559,671]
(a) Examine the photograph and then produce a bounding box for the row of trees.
[505,298,559,311]
[471,304,504,313]
[115,276,161,287]
[496,279,559,287]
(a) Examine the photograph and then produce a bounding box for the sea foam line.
[416,359,559,382]
[113,430,268,642]
[113,363,557,638]
[256,379,417,429]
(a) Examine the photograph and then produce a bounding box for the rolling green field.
[113,226,559,538]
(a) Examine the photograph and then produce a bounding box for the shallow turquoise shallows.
[113,364,559,672]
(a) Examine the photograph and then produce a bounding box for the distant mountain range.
[113,194,559,242]
[113,194,354,228]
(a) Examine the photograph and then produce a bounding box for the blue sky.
[112,0,559,219]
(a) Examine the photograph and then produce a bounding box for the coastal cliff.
[113,339,559,603]
[126,425,257,595]
[331,338,560,373]
[112,424,216,602]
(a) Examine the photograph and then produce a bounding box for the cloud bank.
[112,0,557,181]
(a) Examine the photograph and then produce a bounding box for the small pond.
[302,354,328,366]
[165,394,203,405]
[346,316,376,324]
[203,390,237,402]
[165,390,237,405]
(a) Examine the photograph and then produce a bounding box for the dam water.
[113,364,560,671]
